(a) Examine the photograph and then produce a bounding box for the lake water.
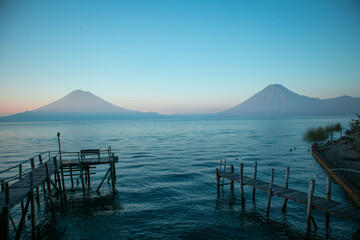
[0,117,358,239]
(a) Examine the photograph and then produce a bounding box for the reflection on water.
[0,117,358,239]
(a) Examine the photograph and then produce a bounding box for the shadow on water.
[212,192,331,240]
[39,189,122,239]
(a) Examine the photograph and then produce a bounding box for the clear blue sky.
[1,0,360,115]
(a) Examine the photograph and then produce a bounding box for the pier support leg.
[97,168,111,192]
[0,183,10,240]
[281,167,290,212]
[36,187,40,207]
[240,163,244,203]
[0,207,9,240]
[112,155,117,182]
[57,132,67,203]
[326,176,331,228]
[230,165,234,191]
[80,163,85,193]
[30,191,36,240]
[87,166,91,188]
[307,179,315,232]
[54,158,64,206]
[110,159,115,191]
[15,197,30,240]
[9,214,17,233]
[253,162,257,202]
[222,159,226,187]
[29,172,36,240]
[60,165,67,203]
[36,225,41,240]
[70,166,74,188]
[45,163,56,219]
[216,168,220,195]
[266,169,274,217]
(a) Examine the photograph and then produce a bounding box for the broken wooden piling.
[216,161,360,232]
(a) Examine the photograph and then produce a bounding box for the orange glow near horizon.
[0,99,43,116]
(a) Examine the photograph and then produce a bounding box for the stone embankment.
[312,138,360,207]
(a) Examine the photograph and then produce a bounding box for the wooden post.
[307,179,315,231]
[19,164,25,214]
[87,166,91,188]
[281,167,290,212]
[30,158,41,208]
[41,157,47,197]
[252,161,257,201]
[57,132,62,164]
[57,133,67,203]
[19,164,22,179]
[240,163,244,202]
[97,168,111,192]
[54,157,64,206]
[111,153,117,182]
[326,176,331,228]
[29,172,36,240]
[110,158,115,191]
[38,155,43,165]
[45,163,55,219]
[79,153,85,192]
[70,166,74,187]
[230,165,234,191]
[216,168,220,195]
[0,183,10,240]
[36,187,40,207]
[222,159,226,186]
[30,158,35,169]
[60,164,67,203]
[15,197,31,240]
[36,225,41,240]
[9,214,17,233]
[266,168,274,217]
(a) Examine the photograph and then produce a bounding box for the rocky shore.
[312,138,360,207]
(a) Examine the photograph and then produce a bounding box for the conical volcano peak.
[261,84,293,94]
[265,84,286,89]
[66,89,95,98]
[33,90,134,114]
[220,84,360,117]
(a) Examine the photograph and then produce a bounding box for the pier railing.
[59,147,113,164]
[0,147,118,240]
[0,151,55,189]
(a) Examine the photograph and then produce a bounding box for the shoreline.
[312,144,360,207]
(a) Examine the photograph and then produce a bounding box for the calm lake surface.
[0,117,358,239]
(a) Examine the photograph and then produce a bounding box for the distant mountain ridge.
[0,85,359,122]
[0,90,160,122]
[219,84,360,117]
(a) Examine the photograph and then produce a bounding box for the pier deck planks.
[0,156,117,212]
[220,172,360,223]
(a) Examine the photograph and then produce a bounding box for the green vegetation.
[350,113,360,133]
[351,114,360,158]
[303,123,342,143]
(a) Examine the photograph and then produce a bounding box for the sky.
[0,0,360,116]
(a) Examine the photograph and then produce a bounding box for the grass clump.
[303,123,342,143]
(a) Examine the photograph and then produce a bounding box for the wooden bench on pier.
[0,146,119,240]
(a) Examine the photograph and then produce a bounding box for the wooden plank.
[327,204,353,213]
[336,206,360,217]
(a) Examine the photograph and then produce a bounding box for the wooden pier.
[216,161,360,232]
[0,133,119,240]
